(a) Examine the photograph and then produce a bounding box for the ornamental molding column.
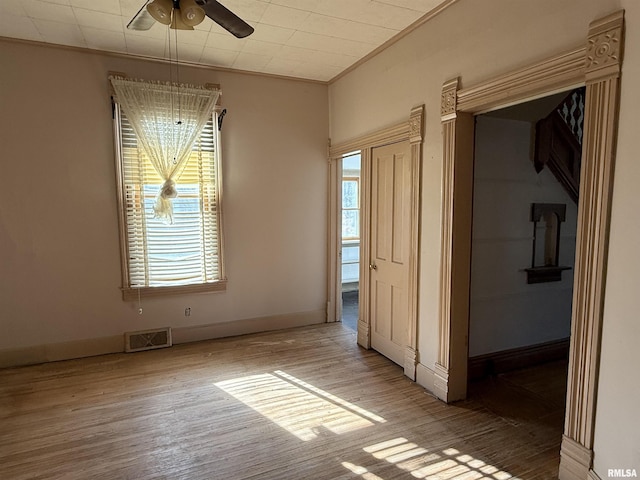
[434,78,458,402]
[435,78,474,402]
[404,105,424,380]
[560,10,624,480]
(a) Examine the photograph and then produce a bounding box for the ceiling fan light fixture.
[147,0,173,25]
[170,10,195,30]
[180,0,206,27]
[127,0,254,38]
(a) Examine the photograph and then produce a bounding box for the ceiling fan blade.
[127,1,156,30]
[197,0,254,38]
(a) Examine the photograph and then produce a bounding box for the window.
[342,177,360,240]
[341,152,361,285]
[113,105,226,300]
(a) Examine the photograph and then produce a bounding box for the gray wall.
[469,115,577,356]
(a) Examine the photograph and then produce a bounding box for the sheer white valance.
[109,76,221,223]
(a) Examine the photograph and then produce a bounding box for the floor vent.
[125,327,172,353]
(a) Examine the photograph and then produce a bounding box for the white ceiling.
[0,0,449,82]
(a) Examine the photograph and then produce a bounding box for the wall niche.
[525,203,572,283]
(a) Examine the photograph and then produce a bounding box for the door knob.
[369,263,377,270]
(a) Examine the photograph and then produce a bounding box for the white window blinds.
[115,105,225,296]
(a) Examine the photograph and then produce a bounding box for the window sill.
[121,280,227,301]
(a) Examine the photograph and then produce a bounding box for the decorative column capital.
[585,10,624,82]
[441,77,459,121]
[409,105,424,144]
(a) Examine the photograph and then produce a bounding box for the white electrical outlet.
[185,307,191,317]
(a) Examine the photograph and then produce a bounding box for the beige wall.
[329,0,618,371]
[0,40,329,352]
[329,0,638,473]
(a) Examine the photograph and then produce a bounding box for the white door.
[369,141,412,366]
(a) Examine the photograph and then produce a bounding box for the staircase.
[534,88,585,203]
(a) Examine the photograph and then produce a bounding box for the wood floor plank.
[0,324,565,479]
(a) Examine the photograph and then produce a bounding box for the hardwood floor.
[0,324,566,479]
[342,290,358,331]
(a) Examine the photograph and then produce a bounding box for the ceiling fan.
[127,0,254,38]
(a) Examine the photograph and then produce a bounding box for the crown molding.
[328,0,460,85]
[0,36,327,86]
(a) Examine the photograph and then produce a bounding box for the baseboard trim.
[588,470,602,480]
[416,362,436,394]
[171,309,325,344]
[433,362,450,402]
[403,347,418,380]
[0,309,325,369]
[559,435,593,480]
[0,335,123,369]
[357,319,370,349]
[468,338,570,381]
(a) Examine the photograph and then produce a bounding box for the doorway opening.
[435,14,623,474]
[466,90,584,460]
[328,105,422,377]
[341,152,361,332]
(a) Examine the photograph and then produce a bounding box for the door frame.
[328,105,424,380]
[327,155,343,325]
[435,11,624,480]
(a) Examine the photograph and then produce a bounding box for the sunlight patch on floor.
[214,371,383,441]
[273,370,386,423]
[344,438,523,480]
[342,462,385,480]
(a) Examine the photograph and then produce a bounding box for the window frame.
[341,176,360,241]
[112,101,227,301]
